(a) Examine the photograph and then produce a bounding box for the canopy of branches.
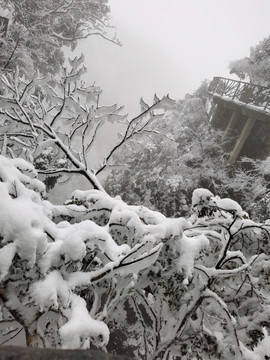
[0,0,116,75]
[0,155,270,359]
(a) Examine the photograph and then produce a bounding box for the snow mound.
[59,294,109,349]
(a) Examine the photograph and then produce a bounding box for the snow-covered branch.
[95,96,174,175]
[0,155,269,358]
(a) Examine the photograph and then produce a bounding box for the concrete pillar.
[222,110,239,141]
[229,117,256,164]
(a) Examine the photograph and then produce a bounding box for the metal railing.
[208,77,270,112]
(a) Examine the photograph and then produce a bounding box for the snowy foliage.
[229,35,270,86]
[0,57,128,191]
[105,94,229,218]
[225,156,270,222]
[1,6,270,357]
[0,0,115,76]
[116,187,270,359]
[0,57,175,196]
[0,154,163,348]
[0,155,270,360]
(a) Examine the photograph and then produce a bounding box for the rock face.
[0,346,131,360]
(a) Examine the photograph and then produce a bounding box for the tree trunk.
[25,323,39,347]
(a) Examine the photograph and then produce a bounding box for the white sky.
[72,0,270,117]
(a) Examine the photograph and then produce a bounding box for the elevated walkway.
[207,77,270,163]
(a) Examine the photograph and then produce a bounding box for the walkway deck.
[207,77,270,163]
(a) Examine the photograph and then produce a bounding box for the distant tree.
[105,137,190,217]
[0,0,118,76]
[229,35,270,86]
[226,156,270,222]
[105,93,229,217]
[193,79,210,105]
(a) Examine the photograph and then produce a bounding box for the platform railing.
[208,76,270,112]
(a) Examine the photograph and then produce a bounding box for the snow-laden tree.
[105,137,191,218]
[0,56,173,194]
[0,154,163,348]
[105,93,229,218]
[226,156,270,222]
[0,0,117,76]
[1,155,270,359]
[108,189,270,360]
[229,35,270,86]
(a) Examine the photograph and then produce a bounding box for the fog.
[66,0,270,117]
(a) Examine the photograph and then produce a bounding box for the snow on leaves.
[0,155,166,348]
[0,155,188,349]
[0,155,270,359]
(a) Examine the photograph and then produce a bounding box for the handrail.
[208,77,270,112]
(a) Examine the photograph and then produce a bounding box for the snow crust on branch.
[0,156,269,358]
[0,155,201,349]
[59,294,110,350]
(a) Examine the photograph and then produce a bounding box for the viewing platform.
[207,77,270,163]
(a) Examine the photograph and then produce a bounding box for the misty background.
[67,0,270,117]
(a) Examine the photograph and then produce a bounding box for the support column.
[229,117,256,164]
[222,110,239,141]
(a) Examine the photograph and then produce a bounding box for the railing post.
[264,95,270,111]
[232,82,241,100]
[221,78,227,96]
